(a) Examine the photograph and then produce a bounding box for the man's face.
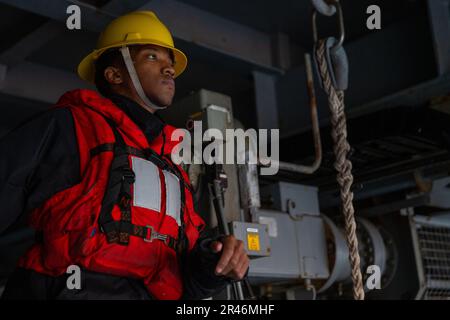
[126,44,176,108]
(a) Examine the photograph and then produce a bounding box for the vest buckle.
[144,225,168,243]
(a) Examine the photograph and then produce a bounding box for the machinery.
[162,87,450,300]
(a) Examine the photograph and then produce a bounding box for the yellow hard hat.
[77,11,187,83]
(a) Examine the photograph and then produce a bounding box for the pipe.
[258,53,322,175]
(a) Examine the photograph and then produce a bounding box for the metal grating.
[412,215,450,300]
[278,106,450,191]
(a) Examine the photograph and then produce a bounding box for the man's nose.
[162,62,175,78]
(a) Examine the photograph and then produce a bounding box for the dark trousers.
[2,267,153,300]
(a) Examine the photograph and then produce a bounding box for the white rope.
[315,40,365,300]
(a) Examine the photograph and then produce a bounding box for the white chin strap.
[119,46,167,110]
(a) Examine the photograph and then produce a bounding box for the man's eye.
[148,54,157,60]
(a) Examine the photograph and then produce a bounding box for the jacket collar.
[106,93,164,145]
[56,89,183,156]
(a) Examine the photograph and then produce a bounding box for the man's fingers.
[213,236,250,280]
[221,240,245,275]
[220,249,241,275]
[224,251,249,279]
[216,239,245,275]
[215,238,236,274]
[236,255,250,279]
[210,241,223,253]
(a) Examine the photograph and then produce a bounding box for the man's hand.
[210,235,250,281]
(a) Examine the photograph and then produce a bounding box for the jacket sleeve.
[181,232,235,300]
[0,107,81,235]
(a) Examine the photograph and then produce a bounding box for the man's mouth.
[162,78,175,90]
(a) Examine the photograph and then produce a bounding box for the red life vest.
[18,89,205,300]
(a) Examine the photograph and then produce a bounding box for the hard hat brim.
[77,42,188,83]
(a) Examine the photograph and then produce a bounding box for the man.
[0,11,249,299]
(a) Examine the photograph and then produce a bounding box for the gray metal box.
[260,182,320,216]
[160,89,234,132]
[294,214,329,279]
[230,221,271,258]
[248,207,330,283]
[249,210,300,281]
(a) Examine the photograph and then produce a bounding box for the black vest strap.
[98,117,134,245]
[100,221,178,251]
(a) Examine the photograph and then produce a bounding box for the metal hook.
[311,0,337,16]
[312,0,345,54]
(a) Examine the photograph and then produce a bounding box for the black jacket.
[0,93,229,299]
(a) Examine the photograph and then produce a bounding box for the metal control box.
[249,209,329,283]
[230,221,271,258]
[260,181,320,216]
[163,89,241,226]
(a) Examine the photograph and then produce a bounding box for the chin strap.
[119,46,167,110]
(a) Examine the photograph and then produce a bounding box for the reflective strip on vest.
[163,171,181,226]
[132,157,161,211]
[131,156,181,226]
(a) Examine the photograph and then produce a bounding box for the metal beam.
[0,21,64,66]
[68,0,150,17]
[271,33,292,70]
[347,73,450,119]
[139,0,274,71]
[99,0,154,16]
[0,0,278,72]
[359,194,431,218]
[253,70,279,129]
[0,61,94,104]
[427,0,450,75]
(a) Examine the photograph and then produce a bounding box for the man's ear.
[104,66,123,85]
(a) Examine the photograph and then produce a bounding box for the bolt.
[290,201,296,209]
